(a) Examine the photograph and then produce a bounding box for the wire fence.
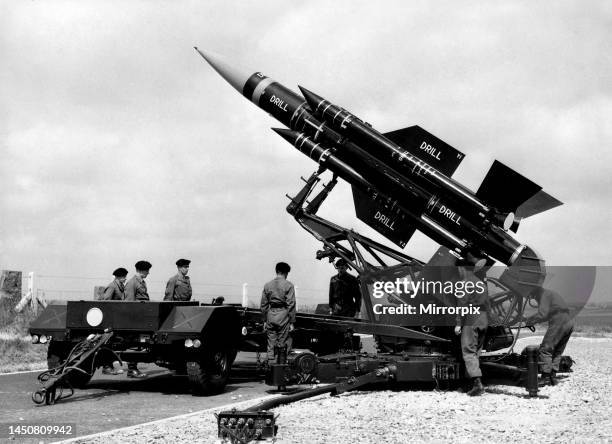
[24,273,327,307]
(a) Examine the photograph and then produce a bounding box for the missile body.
[195,48,525,265]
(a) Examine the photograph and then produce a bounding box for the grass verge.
[0,299,48,373]
[0,336,47,373]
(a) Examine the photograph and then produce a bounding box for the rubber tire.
[186,349,231,395]
[47,342,93,389]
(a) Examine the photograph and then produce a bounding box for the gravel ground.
[68,336,612,443]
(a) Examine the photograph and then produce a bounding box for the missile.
[296,86,565,233]
[195,48,562,266]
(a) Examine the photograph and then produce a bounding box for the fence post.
[14,271,31,313]
[242,283,248,307]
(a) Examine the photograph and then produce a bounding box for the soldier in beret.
[124,260,151,302]
[100,267,128,301]
[100,267,128,375]
[124,260,151,378]
[164,259,192,301]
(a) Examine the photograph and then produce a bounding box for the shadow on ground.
[32,363,267,406]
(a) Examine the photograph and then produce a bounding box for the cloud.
[2,1,611,304]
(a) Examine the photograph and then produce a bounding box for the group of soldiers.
[98,258,193,377]
[261,258,574,396]
[100,258,193,303]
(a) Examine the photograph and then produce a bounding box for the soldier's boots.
[127,368,147,378]
[538,372,558,386]
[467,377,485,396]
[550,371,559,386]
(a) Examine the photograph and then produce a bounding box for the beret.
[135,260,152,271]
[112,267,128,277]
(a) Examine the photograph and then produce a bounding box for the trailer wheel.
[186,349,231,395]
[47,342,93,388]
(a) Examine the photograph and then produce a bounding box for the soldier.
[260,262,296,365]
[328,258,361,317]
[523,287,574,386]
[124,260,151,302]
[124,260,151,378]
[454,264,490,396]
[164,259,192,301]
[100,268,128,375]
[100,267,128,301]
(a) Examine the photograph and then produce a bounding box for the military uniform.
[100,268,128,375]
[164,274,192,301]
[526,289,574,375]
[457,269,490,379]
[124,274,149,301]
[260,276,296,362]
[329,273,361,317]
[101,279,125,301]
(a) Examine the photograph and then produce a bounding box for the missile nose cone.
[298,86,326,112]
[272,127,299,144]
[194,47,252,94]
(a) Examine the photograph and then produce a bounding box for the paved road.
[0,354,269,443]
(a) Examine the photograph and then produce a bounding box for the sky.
[1,0,611,304]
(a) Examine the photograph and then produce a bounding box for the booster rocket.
[195,48,562,267]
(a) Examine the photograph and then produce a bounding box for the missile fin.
[382,126,465,177]
[515,189,563,219]
[351,187,417,248]
[476,160,542,214]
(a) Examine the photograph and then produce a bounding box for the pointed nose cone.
[298,86,326,112]
[194,47,253,94]
[272,127,299,145]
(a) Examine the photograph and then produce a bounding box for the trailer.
[30,301,242,401]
